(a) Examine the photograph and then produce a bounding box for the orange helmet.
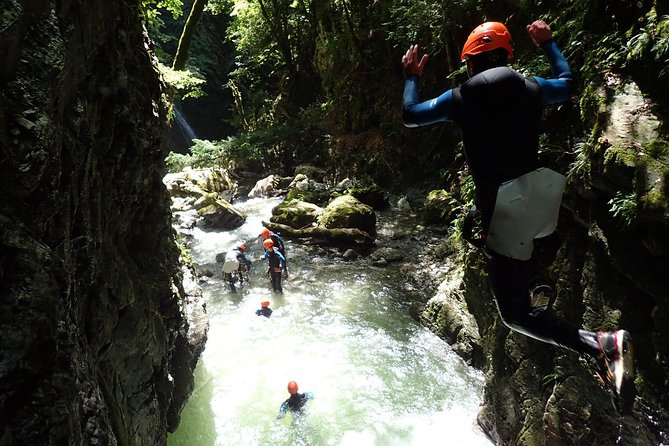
[261,300,270,308]
[287,380,298,394]
[260,227,270,239]
[237,243,245,252]
[263,238,274,249]
[461,21,513,62]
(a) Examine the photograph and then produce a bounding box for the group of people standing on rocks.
[221,226,287,294]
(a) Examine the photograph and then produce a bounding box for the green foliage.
[578,83,606,131]
[175,233,194,267]
[158,62,206,99]
[150,0,665,196]
[386,0,454,53]
[568,138,596,182]
[645,138,669,159]
[142,0,184,28]
[625,12,669,77]
[542,373,557,389]
[164,104,330,174]
[164,152,192,173]
[447,174,476,248]
[164,139,226,173]
[608,191,637,228]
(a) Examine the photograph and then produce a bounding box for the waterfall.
[163,102,199,154]
[174,103,197,142]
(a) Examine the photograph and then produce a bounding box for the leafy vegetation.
[146,0,668,219]
[157,62,206,100]
[608,191,637,228]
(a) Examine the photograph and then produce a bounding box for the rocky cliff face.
[422,76,669,444]
[1,1,205,445]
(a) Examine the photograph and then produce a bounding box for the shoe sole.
[614,330,636,413]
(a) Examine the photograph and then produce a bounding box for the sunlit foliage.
[158,62,206,99]
[142,0,184,31]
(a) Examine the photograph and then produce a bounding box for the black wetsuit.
[282,393,309,412]
[403,41,601,357]
[270,233,286,260]
[262,249,286,292]
[256,307,273,318]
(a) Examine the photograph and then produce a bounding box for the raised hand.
[401,44,429,78]
[526,20,553,46]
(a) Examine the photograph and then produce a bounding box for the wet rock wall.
[1,1,204,445]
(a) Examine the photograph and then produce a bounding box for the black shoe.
[596,330,636,414]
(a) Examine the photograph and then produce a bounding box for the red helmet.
[260,227,270,239]
[237,243,245,252]
[261,300,270,308]
[461,21,513,62]
[287,380,298,394]
[263,238,274,249]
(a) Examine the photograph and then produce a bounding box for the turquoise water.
[167,198,491,446]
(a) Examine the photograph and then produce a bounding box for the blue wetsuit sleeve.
[402,76,455,127]
[261,251,268,260]
[273,233,285,247]
[276,401,288,419]
[533,39,574,105]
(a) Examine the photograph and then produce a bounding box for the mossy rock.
[193,191,219,209]
[195,168,235,194]
[349,183,389,210]
[423,189,457,225]
[420,269,484,367]
[270,198,323,229]
[317,194,376,236]
[599,145,643,196]
[285,187,331,207]
[294,164,326,182]
[197,198,246,229]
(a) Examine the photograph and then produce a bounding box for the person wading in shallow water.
[276,380,313,419]
[256,300,273,318]
[401,19,635,412]
[221,243,252,293]
[260,238,286,293]
[260,226,288,277]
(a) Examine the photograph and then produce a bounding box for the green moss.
[645,138,669,159]
[641,188,668,211]
[579,83,607,130]
[175,234,193,268]
[285,187,331,206]
[349,184,389,210]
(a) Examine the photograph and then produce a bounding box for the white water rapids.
[167,197,492,446]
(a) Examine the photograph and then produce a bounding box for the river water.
[167,197,491,446]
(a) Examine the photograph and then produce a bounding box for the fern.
[608,192,637,228]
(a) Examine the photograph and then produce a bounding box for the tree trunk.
[172,0,208,71]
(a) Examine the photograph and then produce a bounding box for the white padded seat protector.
[486,167,566,260]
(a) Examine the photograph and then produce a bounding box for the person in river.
[401,20,635,412]
[276,380,313,419]
[222,243,252,293]
[260,227,288,277]
[256,300,273,318]
[260,238,286,293]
